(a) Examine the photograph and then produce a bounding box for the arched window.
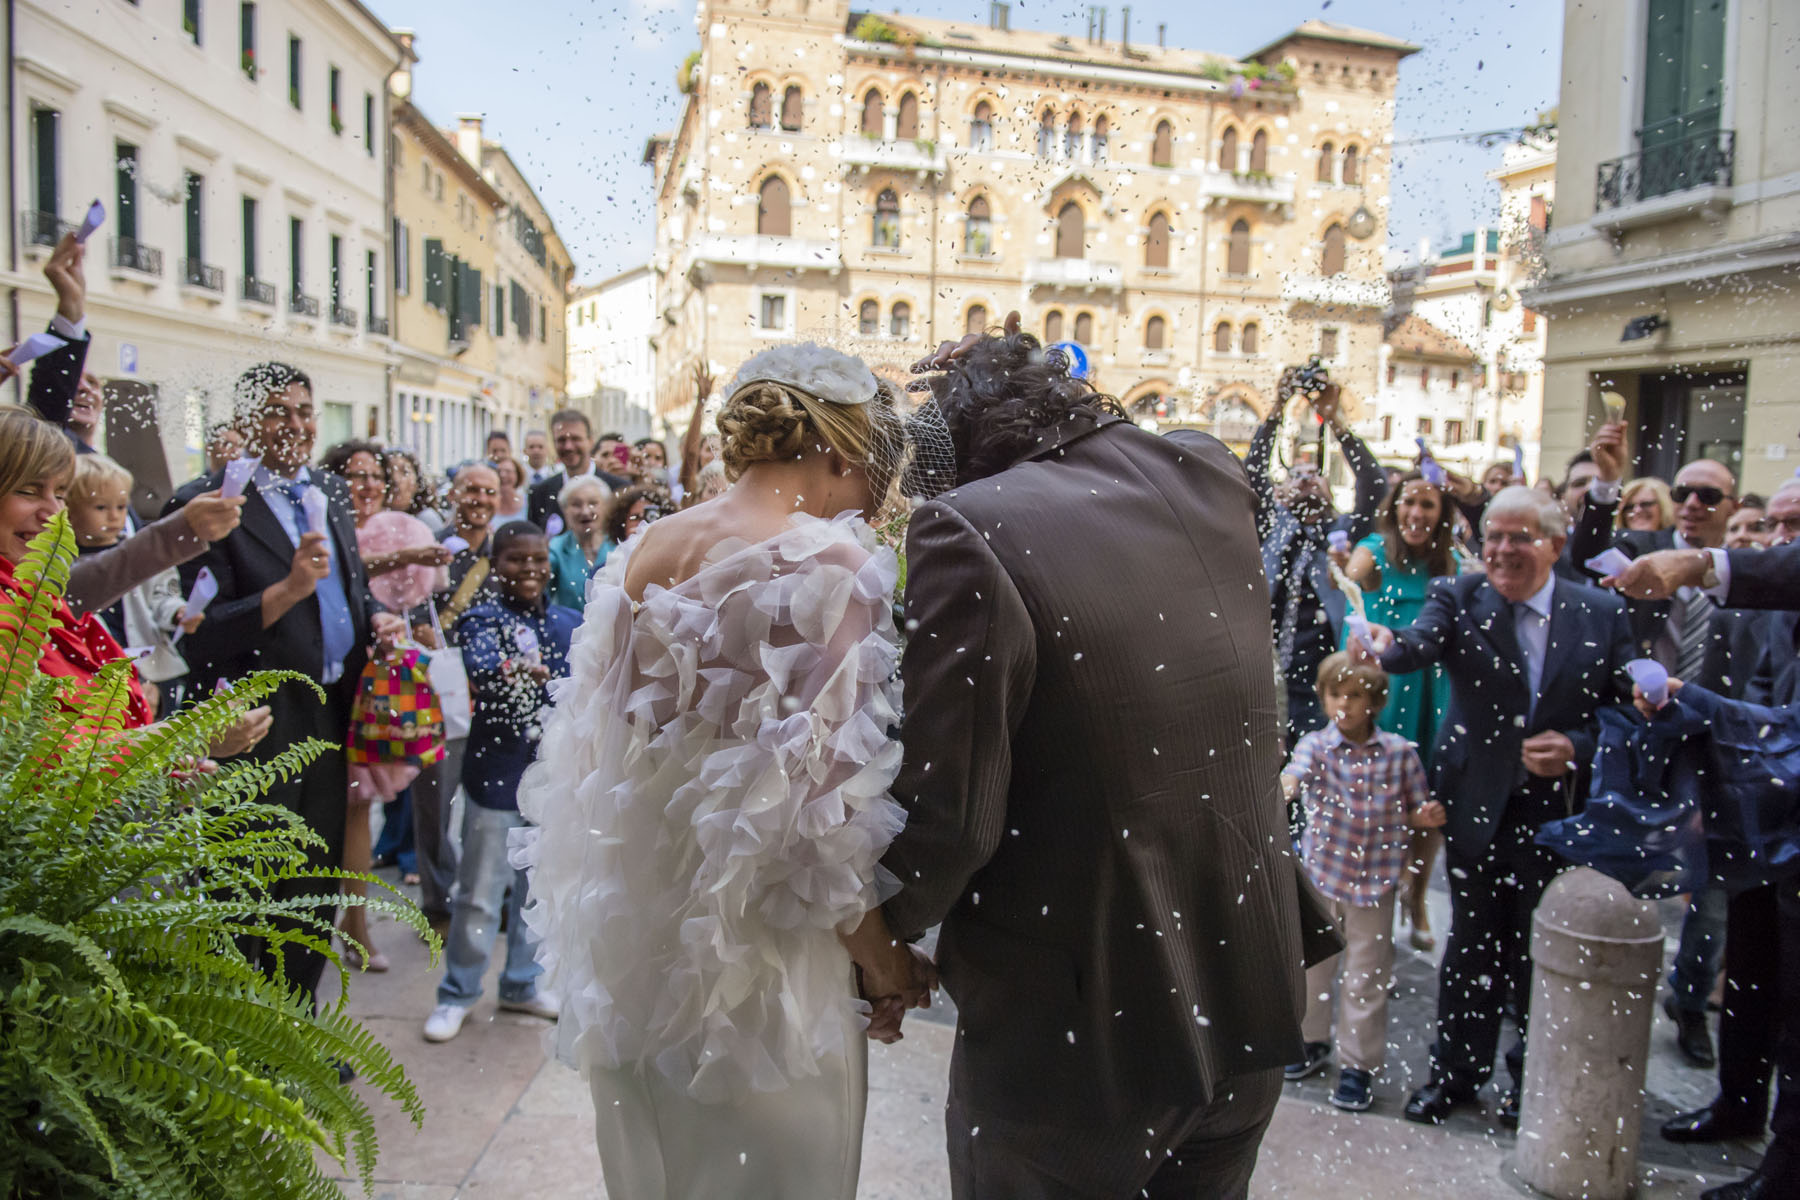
[1214,321,1233,353]
[1037,107,1056,157]
[1227,218,1251,275]
[861,88,884,137]
[1320,222,1346,276]
[1073,311,1094,345]
[896,92,919,140]
[1152,119,1174,167]
[890,301,911,339]
[872,188,900,248]
[1241,321,1260,355]
[780,85,804,131]
[1093,115,1110,162]
[858,299,879,336]
[1044,309,1064,343]
[1145,211,1171,269]
[1249,129,1269,173]
[757,176,790,237]
[1145,315,1166,351]
[1055,201,1084,259]
[964,195,992,255]
[1341,144,1360,185]
[1317,140,1336,183]
[1064,111,1083,160]
[1218,126,1239,172]
[966,304,988,335]
[970,101,994,152]
[749,82,772,129]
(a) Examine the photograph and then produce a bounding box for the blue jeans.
[436,803,541,1007]
[1670,886,1729,1014]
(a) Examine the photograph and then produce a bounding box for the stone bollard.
[1514,867,1664,1200]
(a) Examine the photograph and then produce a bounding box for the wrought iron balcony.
[20,210,75,249]
[288,291,320,318]
[112,236,164,277]
[1597,123,1734,213]
[365,314,389,336]
[330,304,358,329]
[242,277,277,305]
[179,258,224,292]
[1024,257,1123,291]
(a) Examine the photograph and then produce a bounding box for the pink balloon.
[357,510,442,611]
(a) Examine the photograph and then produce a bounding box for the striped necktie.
[1674,588,1713,682]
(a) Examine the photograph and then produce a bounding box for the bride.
[512,344,936,1198]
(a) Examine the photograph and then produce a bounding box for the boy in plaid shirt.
[1281,651,1443,1111]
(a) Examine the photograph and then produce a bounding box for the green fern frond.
[0,511,75,710]
[0,913,128,994]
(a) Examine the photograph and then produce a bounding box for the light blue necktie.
[285,481,357,682]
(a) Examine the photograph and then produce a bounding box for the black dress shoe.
[1497,1089,1520,1130]
[1665,996,1717,1068]
[1700,1168,1790,1200]
[1660,1103,1765,1144]
[1403,1081,1471,1125]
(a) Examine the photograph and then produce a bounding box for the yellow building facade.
[645,4,1415,442]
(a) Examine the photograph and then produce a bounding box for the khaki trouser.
[1302,888,1398,1072]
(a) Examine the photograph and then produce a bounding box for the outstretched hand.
[909,311,1022,376]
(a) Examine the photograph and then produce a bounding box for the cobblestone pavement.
[322,852,1762,1198]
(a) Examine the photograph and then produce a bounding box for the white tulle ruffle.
[511,511,905,1103]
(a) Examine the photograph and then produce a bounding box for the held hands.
[1520,730,1576,778]
[858,941,937,1044]
[181,489,247,542]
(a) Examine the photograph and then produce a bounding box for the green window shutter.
[458,263,482,339]
[423,238,445,309]
[1641,0,1725,146]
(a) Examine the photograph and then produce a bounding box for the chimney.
[454,113,484,167]
[1121,6,1130,49]
[1097,7,1107,42]
[1157,22,1166,49]
[1085,7,1095,42]
[990,1,1009,31]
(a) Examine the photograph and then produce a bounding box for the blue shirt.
[458,594,580,811]
[253,463,356,683]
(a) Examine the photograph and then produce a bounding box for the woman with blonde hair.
[1614,476,1674,533]
[514,344,948,1198]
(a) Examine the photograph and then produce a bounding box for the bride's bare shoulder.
[620,503,783,601]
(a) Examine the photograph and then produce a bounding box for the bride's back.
[620,487,795,602]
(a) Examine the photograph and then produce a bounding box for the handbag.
[347,645,448,769]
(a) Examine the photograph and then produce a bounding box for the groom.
[877,316,1327,1198]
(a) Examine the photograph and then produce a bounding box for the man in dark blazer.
[1361,485,1634,1127]
[166,362,400,1011]
[526,407,629,528]
[1244,380,1387,749]
[879,325,1328,1199]
[1570,425,1761,1066]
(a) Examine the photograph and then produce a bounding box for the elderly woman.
[1615,476,1674,533]
[548,474,612,611]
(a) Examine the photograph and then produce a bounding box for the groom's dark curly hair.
[925,330,1127,487]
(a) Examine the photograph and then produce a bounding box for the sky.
[370,0,1564,286]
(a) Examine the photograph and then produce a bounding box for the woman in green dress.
[1330,469,1462,948]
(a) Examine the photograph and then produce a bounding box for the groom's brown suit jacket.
[883,410,1333,1131]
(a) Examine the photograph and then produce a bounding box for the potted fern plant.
[0,515,434,1198]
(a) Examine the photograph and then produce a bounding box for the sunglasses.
[1670,484,1728,507]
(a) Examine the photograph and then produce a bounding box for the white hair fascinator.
[726,344,880,407]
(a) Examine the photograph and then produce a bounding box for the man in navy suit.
[166,363,403,1012]
[1360,486,1633,1127]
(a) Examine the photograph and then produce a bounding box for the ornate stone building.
[643,3,1414,447]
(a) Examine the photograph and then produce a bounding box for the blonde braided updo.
[716,383,814,481]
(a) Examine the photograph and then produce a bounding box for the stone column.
[1514,867,1664,1200]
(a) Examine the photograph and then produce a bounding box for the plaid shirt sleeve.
[1282,733,1319,783]
[1398,742,1430,817]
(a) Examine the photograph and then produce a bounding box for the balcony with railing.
[1280,272,1390,309]
[20,210,75,252]
[179,258,225,293]
[242,277,277,306]
[1024,257,1123,292]
[288,291,320,319]
[366,314,390,336]
[1595,115,1735,231]
[111,237,164,278]
[836,136,948,177]
[1198,167,1296,211]
[687,233,842,274]
[330,304,359,330]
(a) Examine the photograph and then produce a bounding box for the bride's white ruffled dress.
[511,511,906,1199]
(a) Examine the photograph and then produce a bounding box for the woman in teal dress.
[1331,469,1463,948]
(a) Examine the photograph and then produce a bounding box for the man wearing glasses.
[1571,418,1766,1080]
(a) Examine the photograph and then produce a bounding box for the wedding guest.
[547,475,611,611]
[1330,469,1463,950]
[492,454,529,525]
[423,521,573,1042]
[1282,652,1442,1112]
[689,460,728,506]
[205,423,245,474]
[599,484,668,566]
[485,429,511,463]
[1447,459,1519,552]
[597,431,632,477]
[437,462,501,615]
[676,364,717,505]
[523,429,554,486]
[21,234,93,452]
[384,446,446,533]
[527,409,629,527]
[1726,494,1770,550]
[1615,477,1675,533]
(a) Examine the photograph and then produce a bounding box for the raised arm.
[1245,412,1281,542]
[1335,419,1387,543]
[1377,577,1459,675]
[677,363,713,500]
[881,502,1038,941]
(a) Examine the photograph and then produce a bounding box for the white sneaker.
[498,991,560,1021]
[423,1003,471,1042]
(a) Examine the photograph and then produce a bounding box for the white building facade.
[567,266,657,441]
[6,0,401,505]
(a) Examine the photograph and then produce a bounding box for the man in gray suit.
[876,320,1327,1199]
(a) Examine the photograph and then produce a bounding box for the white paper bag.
[427,647,473,741]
